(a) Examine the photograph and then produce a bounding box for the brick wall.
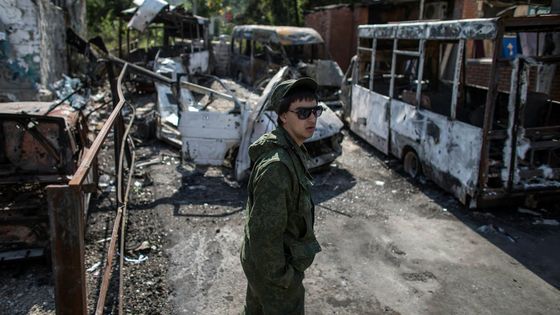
[304,5,368,72]
[466,60,560,101]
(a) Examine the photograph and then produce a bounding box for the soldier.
[240,77,323,315]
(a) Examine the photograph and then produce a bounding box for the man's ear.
[280,112,287,124]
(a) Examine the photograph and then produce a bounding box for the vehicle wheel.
[403,150,422,179]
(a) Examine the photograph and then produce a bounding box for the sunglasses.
[288,106,323,120]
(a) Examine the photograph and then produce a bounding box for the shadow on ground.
[347,128,560,290]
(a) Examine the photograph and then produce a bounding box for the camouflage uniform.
[240,126,321,315]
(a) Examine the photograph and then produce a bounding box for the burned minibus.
[341,16,560,208]
[230,25,344,107]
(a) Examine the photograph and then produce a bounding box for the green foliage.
[85,0,360,44]
[87,0,131,36]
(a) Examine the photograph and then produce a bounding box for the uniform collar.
[277,126,313,180]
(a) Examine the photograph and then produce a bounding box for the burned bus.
[341,16,560,208]
[120,2,211,75]
[230,25,344,107]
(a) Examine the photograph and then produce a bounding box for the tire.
[403,150,422,179]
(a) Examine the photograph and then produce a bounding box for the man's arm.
[247,161,294,288]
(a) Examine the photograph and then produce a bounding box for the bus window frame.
[358,35,466,119]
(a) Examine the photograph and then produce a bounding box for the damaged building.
[0,0,86,102]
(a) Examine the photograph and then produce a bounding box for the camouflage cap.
[269,77,318,112]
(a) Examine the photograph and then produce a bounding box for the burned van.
[341,16,560,208]
[166,65,344,180]
[230,25,344,107]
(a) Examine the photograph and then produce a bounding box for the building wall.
[0,0,42,101]
[304,5,368,72]
[0,0,85,101]
[39,0,67,90]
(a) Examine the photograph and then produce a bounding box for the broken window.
[392,40,422,106]
[254,41,266,61]
[416,40,461,118]
[371,39,393,97]
[266,42,284,65]
[232,37,241,55]
[242,39,251,57]
[356,37,373,89]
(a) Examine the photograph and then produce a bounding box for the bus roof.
[358,15,560,41]
[358,18,499,40]
[232,25,324,45]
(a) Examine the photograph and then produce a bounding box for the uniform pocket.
[287,238,322,272]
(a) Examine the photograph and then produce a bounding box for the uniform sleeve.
[247,161,294,288]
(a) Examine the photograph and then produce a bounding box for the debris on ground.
[476,224,518,243]
[532,219,560,226]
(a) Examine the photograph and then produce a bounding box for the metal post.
[450,40,465,120]
[369,38,377,91]
[415,39,426,107]
[118,18,123,58]
[47,185,87,315]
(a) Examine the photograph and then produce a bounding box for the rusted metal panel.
[47,185,87,315]
[0,100,92,260]
[0,105,79,176]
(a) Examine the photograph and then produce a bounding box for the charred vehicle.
[341,16,560,208]
[230,25,344,107]
[157,62,344,180]
[119,0,212,145]
[0,102,95,261]
[120,0,211,76]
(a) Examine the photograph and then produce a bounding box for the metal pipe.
[94,206,123,315]
[118,104,137,315]
[69,64,130,187]
[415,40,426,107]
[394,49,421,57]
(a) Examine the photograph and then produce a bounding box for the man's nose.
[308,112,317,123]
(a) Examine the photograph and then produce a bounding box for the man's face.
[280,98,318,146]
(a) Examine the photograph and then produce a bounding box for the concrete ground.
[149,130,560,315]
